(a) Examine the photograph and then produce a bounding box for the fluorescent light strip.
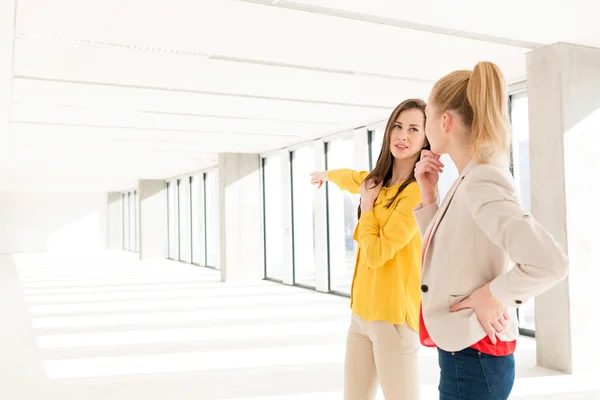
[240,0,541,49]
[17,33,434,84]
[16,33,212,58]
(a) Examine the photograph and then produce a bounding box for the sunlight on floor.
[0,252,598,400]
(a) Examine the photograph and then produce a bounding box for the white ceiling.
[1,0,598,191]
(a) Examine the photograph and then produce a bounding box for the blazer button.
[421,285,429,293]
[516,300,522,305]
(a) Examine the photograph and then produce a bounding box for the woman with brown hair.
[414,62,568,399]
[310,98,429,399]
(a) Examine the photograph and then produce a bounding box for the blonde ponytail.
[467,62,511,163]
[430,62,511,164]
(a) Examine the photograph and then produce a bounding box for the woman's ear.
[442,112,453,134]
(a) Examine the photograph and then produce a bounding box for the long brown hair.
[430,62,510,163]
[358,98,429,219]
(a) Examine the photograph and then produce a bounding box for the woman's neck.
[448,143,473,174]
[389,157,416,186]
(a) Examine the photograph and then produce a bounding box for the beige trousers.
[344,313,420,400]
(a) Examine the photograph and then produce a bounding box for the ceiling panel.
[15,0,530,82]
[13,37,433,108]
[10,123,303,153]
[11,78,392,125]
[259,0,600,48]
[8,0,598,191]
[10,104,341,138]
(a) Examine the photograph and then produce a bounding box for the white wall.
[106,192,122,249]
[0,191,107,254]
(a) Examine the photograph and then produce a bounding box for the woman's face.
[389,108,426,160]
[424,97,446,155]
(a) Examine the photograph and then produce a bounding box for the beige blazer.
[413,159,568,352]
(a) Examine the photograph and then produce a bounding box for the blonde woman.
[413,62,568,400]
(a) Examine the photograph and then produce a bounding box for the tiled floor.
[0,252,598,399]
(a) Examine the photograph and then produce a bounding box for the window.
[121,193,126,249]
[326,137,358,294]
[510,94,535,334]
[191,174,207,266]
[129,192,135,251]
[263,154,284,281]
[124,192,130,251]
[205,170,219,268]
[369,129,384,170]
[177,179,185,261]
[133,190,138,253]
[291,147,317,287]
[167,181,179,259]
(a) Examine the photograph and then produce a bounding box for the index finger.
[421,150,440,159]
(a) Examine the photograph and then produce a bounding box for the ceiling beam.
[13,75,392,110]
[11,103,340,126]
[239,0,541,49]
[10,121,305,139]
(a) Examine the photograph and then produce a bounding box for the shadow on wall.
[0,191,107,254]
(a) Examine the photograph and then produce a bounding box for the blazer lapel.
[422,159,478,265]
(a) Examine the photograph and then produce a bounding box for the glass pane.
[263,155,284,280]
[512,96,532,212]
[129,192,135,251]
[124,193,130,251]
[327,138,358,294]
[133,190,138,253]
[167,181,179,259]
[121,193,126,249]
[292,147,316,287]
[205,170,220,268]
[370,129,384,170]
[511,95,535,332]
[191,174,206,265]
[177,179,184,261]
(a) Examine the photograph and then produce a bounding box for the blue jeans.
[438,348,515,400]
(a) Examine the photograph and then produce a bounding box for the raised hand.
[414,150,444,192]
[415,150,444,205]
[309,171,328,189]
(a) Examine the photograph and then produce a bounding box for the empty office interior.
[0,0,599,399]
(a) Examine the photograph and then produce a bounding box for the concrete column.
[312,140,329,292]
[527,42,600,374]
[218,153,263,282]
[138,180,167,260]
[280,149,294,285]
[106,192,122,249]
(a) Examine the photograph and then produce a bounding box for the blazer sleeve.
[464,165,569,307]
[327,169,369,194]
[413,200,439,240]
[357,182,422,269]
